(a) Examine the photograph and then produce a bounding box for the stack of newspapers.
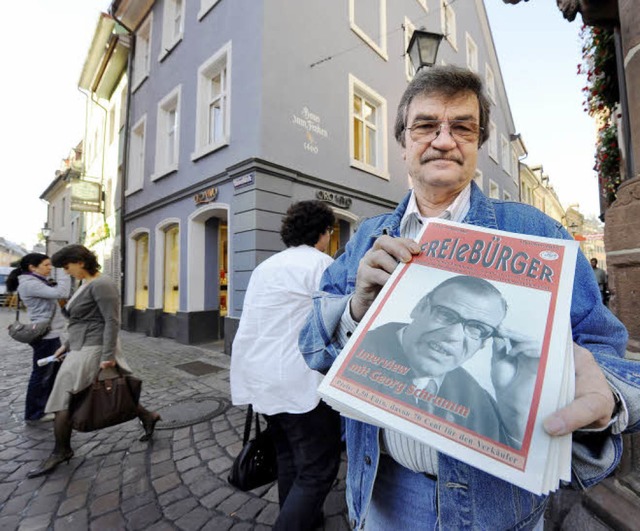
[319,219,578,495]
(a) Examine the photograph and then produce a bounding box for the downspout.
[108,11,136,308]
[77,87,90,247]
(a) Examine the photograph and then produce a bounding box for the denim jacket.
[300,182,636,530]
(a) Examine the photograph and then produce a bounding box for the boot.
[27,449,74,478]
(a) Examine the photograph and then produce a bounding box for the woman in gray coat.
[27,245,161,478]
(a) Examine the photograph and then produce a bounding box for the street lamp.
[40,222,68,255]
[41,223,52,254]
[407,28,445,72]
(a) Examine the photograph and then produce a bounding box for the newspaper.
[318,219,579,495]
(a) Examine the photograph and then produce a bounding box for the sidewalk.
[0,308,348,531]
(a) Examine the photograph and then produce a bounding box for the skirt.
[45,342,133,413]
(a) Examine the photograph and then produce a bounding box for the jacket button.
[364,455,371,465]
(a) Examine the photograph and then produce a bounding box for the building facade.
[110,0,525,346]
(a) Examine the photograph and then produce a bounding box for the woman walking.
[27,245,161,478]
[6,254,71,422]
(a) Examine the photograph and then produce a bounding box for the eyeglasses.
[406,120,483,145]
[429,304,496,340]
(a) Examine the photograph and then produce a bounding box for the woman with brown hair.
[26,245,161,478]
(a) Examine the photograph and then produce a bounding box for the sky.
[484,0,601,217]
[0,1,599,250]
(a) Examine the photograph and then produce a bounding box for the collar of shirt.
[399,183,472,240]
[396,327,445,392]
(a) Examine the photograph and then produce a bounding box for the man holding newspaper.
[300,65,635,530]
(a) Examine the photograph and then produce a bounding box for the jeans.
[25,337,61,421]
[365,453,438,531]
[266,401,342,531]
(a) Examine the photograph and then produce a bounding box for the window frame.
[198,0,222,20]
[159,0,185,61]
[441,1,457,51]
[501,134,510,173]
[349,0,388,61]
[474,169,484,193]
[466,32,478,72]
[488,121,498,162]
[489,179,500,199]
[404,17,416,82]
[132,14,153,91]
[192,42,232,161]
[126,115,147,195]
[485,63,496,103]
[348,74,389,180]
[152,85,182,181]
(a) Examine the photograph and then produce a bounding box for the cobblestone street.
[0,308,348,530]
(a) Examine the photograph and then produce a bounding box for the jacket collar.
[377,180,498,237]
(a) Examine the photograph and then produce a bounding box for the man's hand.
[350,235,421,321]
[544,343,616,435]
[491,328,542,443]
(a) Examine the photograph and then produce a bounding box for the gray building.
[110,0,521,346]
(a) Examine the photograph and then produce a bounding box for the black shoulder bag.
[228,405,278,491]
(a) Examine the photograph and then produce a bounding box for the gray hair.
[394,64,491,148]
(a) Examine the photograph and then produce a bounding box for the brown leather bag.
[69,369,142,432]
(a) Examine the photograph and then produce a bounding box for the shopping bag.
[69,370,142,432]
[228,405,278,491]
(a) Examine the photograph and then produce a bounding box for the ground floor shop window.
[164,225,180,313]
[135,234,149,310]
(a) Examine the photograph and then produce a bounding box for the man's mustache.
[420,153,464,165]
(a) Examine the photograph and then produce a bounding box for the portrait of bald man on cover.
[355,273,544,450]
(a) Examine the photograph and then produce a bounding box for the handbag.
[7,295,55,344]
[228,404,278,491]
[69,368,142,432]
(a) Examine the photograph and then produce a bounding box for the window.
[134,234,149,310]
[466,33,478,72]
[198,0,222,20]
[163,226,180,314]
[133,14,152,90]
[489,180,500,199]
[349,0,388,60]
[488,121,497,161]
[485,64,496,102]
[120,84,128,127]
[160,0,185,60]
[51,206,56,229]
[511,149,519,179]
[193,42,231,160]
[61,197,66,228]
[127,115,146,194]
[501,134,510,172]
[404,18,416,81]
[503,191,512,201]
[441,1,457,50]
[108,106,116,146]
[474,169,483,192]
[153,85,181,180]
[349,74,388,179]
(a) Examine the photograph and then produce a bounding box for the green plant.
[594,122,621,205]
[578,25,622,203]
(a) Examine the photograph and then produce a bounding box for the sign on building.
[71,180,102,213]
